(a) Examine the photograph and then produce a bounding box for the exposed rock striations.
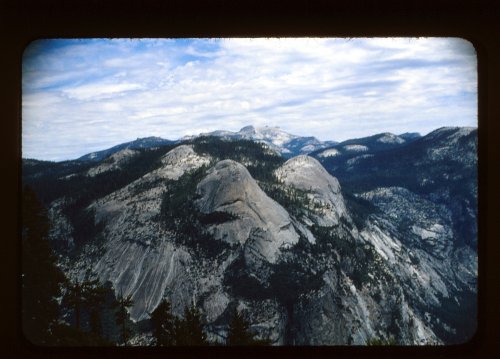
[196,159,299,264]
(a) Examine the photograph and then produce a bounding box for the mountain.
[21,127,477,346]
[398,132,421,141]
[183,125,338,157]
[74,126,336,164]
[314,132,417,159]
[78,136,175,162]
[313,127,477,249]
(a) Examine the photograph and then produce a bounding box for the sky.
[22,38,477,161]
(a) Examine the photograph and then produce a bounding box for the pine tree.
[65,279,84,330]
[114,291,134,345]
[150,298,176,346]
[226,307,270,345]
[22,186,66,345]
[81,273,108,337]
[175,305,207,345]
[226,308,255,345]
[98,281,121,343]
[64,272,107,331]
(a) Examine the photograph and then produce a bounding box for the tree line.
[22,185,135,345]
[150,299,269,346]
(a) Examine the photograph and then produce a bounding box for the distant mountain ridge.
[73,126,431,163]
[78,136,175,162]
[193,125,339,157]
[330,131,420,154]
[312,126,477,250]
[22,125,477,345]
[77,126,338,162]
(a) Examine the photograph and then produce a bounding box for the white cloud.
[62,82,144,100]
[22,38,477,161]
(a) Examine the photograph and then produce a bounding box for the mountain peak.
[275,155,349,226]
[429,126,475,136]
[195,159,299,263]
[190,125,336,157]
[239,125,256,133]
[280,154,321,168]
[399,132,421,140]
[78,136,174,162]
[424,126,476,143]
[375,133,405,144]
[135,136,165,141]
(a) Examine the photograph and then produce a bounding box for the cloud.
[62,82,144,100]
[22,38,477,161]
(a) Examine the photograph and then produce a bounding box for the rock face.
[359,187,453,257]
[47,198,74,248]
[94,240,194,320]
[92,145,210,243]
[196,159,299,264]
[23,128,477,346]
[81,145,212,320]
[149,144,212,180]
[275,155,348,227]
[359,186,477,297]
[87,148,139,177]
[293,272,440,345]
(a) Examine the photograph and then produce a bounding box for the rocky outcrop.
[293,261,441,345]
[423,127,477,165]
[148,144,211,180]
[47,198,74,248]
[94,240,195,320]
[87,148,139,177]
[359,187,453,255]
[92,145,210,232]
[195,159,299,264]
[80,145,212,320]
[356,186,477,343]
[275,155,349,227]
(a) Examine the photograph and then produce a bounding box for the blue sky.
[22,38,477,161]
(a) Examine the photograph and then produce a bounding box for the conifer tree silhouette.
[22,186,66,344]
[150,298,176,346]
[115,291,134,345]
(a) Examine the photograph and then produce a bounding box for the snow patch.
[300,144,316,152]
[343,144,368,152]
[318,148,340,158]
[376,133,405,144]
